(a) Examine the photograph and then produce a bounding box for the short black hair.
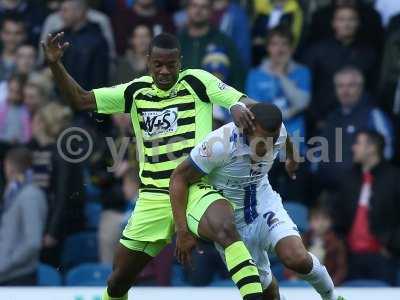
[356,129,385,158]
[5,147,32,173]
[148,33,181,55]
[250,103,283,132]
[266,25,294,46]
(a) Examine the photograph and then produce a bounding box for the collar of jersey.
[151,73,185,97]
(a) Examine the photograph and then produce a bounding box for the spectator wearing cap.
[179,0,244,89]
[332,130,400,285]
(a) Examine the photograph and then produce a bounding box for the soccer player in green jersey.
[42,32,264,300]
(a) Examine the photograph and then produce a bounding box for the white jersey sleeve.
[189,128,231,175]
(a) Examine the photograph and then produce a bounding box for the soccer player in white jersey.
[170,103,345,300]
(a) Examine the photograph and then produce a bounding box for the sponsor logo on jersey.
[199,141,211,157]
[142,108,178,137]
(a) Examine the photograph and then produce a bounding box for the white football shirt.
[190,122,287,227]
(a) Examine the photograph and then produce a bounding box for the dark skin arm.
[169,159,204,267]
[285,135,300,180]
[41,32,96,111]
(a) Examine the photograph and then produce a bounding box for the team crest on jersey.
[199,141,211,157]
[218,81,230,90]
[142,108,178,137]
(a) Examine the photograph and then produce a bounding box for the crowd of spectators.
[0,0,399,288]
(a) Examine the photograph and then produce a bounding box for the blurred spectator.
[28,102,85,266]
[91,113,137,264]
[303,4,379,126]
[308,0,383,52]
[0,147,47,286]
[23,75,51,116]
[0,0,46,44]
[332,130,400,285]
[246,26,310,148]
[98,166,139,264]
[0,44,36,104]
[374,0,400,28]
[15,44,37,76]
[318,67,393,189]
[55,0,109,90]
[0,74,30,144]
[39,0,116,66]
[112,0,175,55]
[179,0,244,89]
[285,206,347,286]
[112,24,152,85]
[211,0,251,67]
[252,0,303,66]
[0,15,26,81]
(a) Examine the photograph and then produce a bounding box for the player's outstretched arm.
[169,159,204,267]
[41,32,96,111]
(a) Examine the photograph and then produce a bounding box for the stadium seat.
[37,264,62,286]
[84,201,102,230]
[65,263,112,286]
[279,279,310,287]
[342,279,390,287]
[61,231,98,270]
[283,202,309,232]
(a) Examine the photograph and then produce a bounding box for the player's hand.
[41,32,70,64]
[231,103,256,132]
[285,158,298,180]
[175,230,201,268]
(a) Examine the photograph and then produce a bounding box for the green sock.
[225,241,263,300]
[102,289,128,300]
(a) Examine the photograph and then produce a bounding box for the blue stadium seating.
[209,278,235,287]
[283,202,309,232]
[170,263,188,287]
[84,201,102,230]
[61,231,98,269]
[279,279,310,287]
[65,263,112,286]
[342,279,390,287]
[37,264,62,286]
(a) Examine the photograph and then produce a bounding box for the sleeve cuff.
[188,155,208,175]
